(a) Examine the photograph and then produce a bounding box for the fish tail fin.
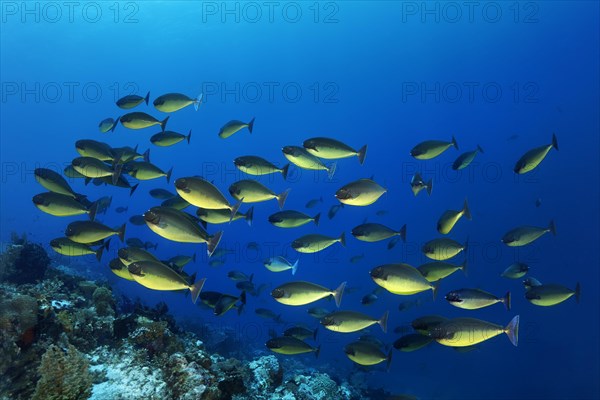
[464,237,469,254]
[313,213,321,227]
[194,93,203,111]
[240,290,247,305]
[160,116,170,132]
[333,281,346,307]
[189,277,206,304]
[95,243,106,262]
[505,315,519,347]
[281,163,290,181]
[117,223,126,242]
[551,133,559,151]
[575,282,581,303]
[84,177,92,186]
[432,279,441,301]
[387,236,400,250]
[143,149,151,162]
[379,310,389,333]
[207,231,223,257]
[245,206,254,227]
[187,130,192,144]
[112,163,123,185]
[477,144,484,153]
[399,224,407,243]
[548,220,557,235]
[111,117,119,132]
[461,259,468,277]
[166,167,173,184]
[237,303,245,316]
[313,327,318,341]
[339,231,346,247]
[426,179,433,196]
[144,91,150,105]
[247,117,255,133]
[327,162,337,180]
[277,188,291,210]
[230,198,243,222]
[103,238,111,252]
[129,183,139,197]
[463,198,472,221]
[357,144,368,165]
[452,135,459,150]
[291,259,299,276]
[88,201,98,222]
[504,291,511,311]
[386,349,393,371]
[315,345,321,359]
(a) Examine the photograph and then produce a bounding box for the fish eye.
[175,179,187,189]
[143,211,159,224]
[370,267,383,278]
[271,288,284,298]
[128,263,143,276]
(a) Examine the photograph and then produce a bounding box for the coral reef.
[0,242,50,284]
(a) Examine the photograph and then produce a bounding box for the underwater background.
[1,1,599,399]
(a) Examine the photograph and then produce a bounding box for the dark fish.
[328,204,344,220]
[129,215,146,226]
[115,206,128,213]
[150,188,177,200]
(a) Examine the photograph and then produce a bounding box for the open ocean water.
[1,2,599,399]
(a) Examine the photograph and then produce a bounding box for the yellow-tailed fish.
[154,93,202,113]
[234,156,289,180]
[410,136,458,160]
[71,157,121,184]
[175,177,240,214]
[167,254,196,269]
[112,145,149,163]
[321,310,388,333]
[501,263,529,279]
[344,341,392,368]
[445,288,511,310]
[266,336,320,357]
[75,139,114,161]
[514,133,558,174]
[32,192,97,220]
[268,210,320,228]
[271,281,346,307]
[120,112,169,131]
[292,233,345,253]
[452,145,484,170]
[196,207,253,226]
[264,256,299,275]
[418,260,468,282]
[370,263,438,298]
[429,315,519,347]
[412,315,448,335]
[162,195,191,210]
[150,130,192,147]
[282,145,336,179]
[284,326,317,340]
[523,277,543,291]
[229,179,290,209]
[99,117,119,133]
[393,334,434,352]
[218,118,255,138]
[351,223,406,243]
[118,247,160,266]
[303,137,368,165]
[502,221,556,246]
[116,92,150,109]
[50,237,107,261]
[65,221,126,244]
[125,161,173,183]
[525,283,580,306]
[108,257,135,281]
[128,260,205,304]
[214,291,246,316]
[336,179,386,206]
[437,199,472,234]
[410,173,433,196]
[150,188,176,200]
[422,238,467,260]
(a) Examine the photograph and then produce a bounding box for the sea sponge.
[92,286,115,317]
[31,344,92,400]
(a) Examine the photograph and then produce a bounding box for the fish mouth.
[282,146,293,155]
[32,195,45,205]
[143,211,160,225]
[445,293,462,303]
[369,267,384,279]
[343,346,355,356]
[233,158,245,166]
[335,190,351,200]
[271,288,284,299]
[320,316,334,326]
[175,178,188,190]
[266,339,281,349]
[49,239,60,248]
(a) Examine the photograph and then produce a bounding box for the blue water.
[1,2,599,399]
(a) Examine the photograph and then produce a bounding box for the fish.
[321,310,388,333]
[128,260,205,304]
[271,281,346,307]
[115,206,128,213]
[358,334,387,349]
[361,292,378,306]
[198,291,224,309]
[422,238,467,260]
[218,118,255,138]
[237,280,256,294]
[71,157,120,183]
[302,137,368,165]
[167,254,197,269]
[125,161,172,183]
[344,341,392,368]
[328,204,344,220]
[525,283,580,306]
[514,133,559,174]
[153,93,202,113]
[150,130,192,147]
[196,207,254,226]
[502,221,556,246]
[535,198,542,208]
[418,260,468,282]
[229,180,290,209]
[65,221,125,244]
[112,145,149,164]
[412,315,448,335]
[336,179,386,206]
[94,176,139,196]
[75,139,114,161]
[393,334,434,352]
[307,307,331,319]
[292,233,345,253]
[94,196,113,215]
[437,199,471,235]
[410,136,458,160]
[282,145,336,179]
[116,92,150,109]
[120,112,169,131]
[143,206,223,256]
[429,315,520,347]
[118,247,160,266]
[370,263,439,298]
[149,188,176,200]
[523,277,543,291]
[268,210,320,228]
[284,326,317,340]
[175,177,240,214]
[305,197,323,208]
[351,223,406,243]
[410,173,432,196]
[211,248,235,259]
[266,336,320,357]
[98,117,119,133]
[228,271,252,282]
[214,291,246,316]
[452,145,484,170]
[208,258,225,268]
[50,237,107,261]
[128,215,146,226]
[501,263,529,279]
[350,254,365,264]
[234,156,289,180]
[63,165,87,179]
[144,241,158,250]
[108,257,134,281]
[445,289,511,310]
[264,256,299,275]
[162,195,191,210]
[32,192,97,219]
[255,308,282,322]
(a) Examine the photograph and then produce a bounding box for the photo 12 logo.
[200,1,340,23]
[401,81,540,104]
[200,81,340,104]
[1,82,141,104]
[400,2,540,24]
[1,2,140,24]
